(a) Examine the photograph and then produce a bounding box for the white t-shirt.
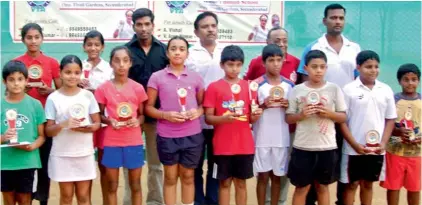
[117,21,135,39]
[342,78,397,155]
[253,26,268,42]
[45,89,100,157]
[253,76,293,147]
[286,82,347,151]
[82,58,114,90]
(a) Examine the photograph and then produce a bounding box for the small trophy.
[69,104,89,127]
[365,130,380,152]
[306,91,321,105]
[28,65,43,87]
[231,84,243,115]
[116,102,133,126]
[177,88,188,118]
[83,62,92,79]
[403,106,416,141]
[6,109,18,144]
[249,81,259,113]
[269,86,284,107]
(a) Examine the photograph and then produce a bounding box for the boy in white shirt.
[340,50,397,205]
[253,44,294,205]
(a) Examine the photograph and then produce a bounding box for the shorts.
[48,155,96,182]
[253,147,289,176]
[1,169,36,193]
[380,152,421,191]
[157,133,204,168]
[287,148,338,187]
[102,145,145,169]
[213,154,254,180]
[340,154,384,183]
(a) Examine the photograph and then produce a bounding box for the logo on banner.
[27,1,50,12]
[165,1,190,13]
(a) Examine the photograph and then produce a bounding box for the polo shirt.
[15,52,60,106]
[297,34,361,88]
[342,78,397,155]
[148,66,203,138]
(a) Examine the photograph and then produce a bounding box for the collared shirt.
[297,34,361,88]
[147,66,203,138]
[185,42,226,129]
[15,52,60,107]
[126,35,169,122]
[342,78,397,155]
[82,58,113,90]
[243,54,300,83]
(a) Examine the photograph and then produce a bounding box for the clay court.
[44,166,408,205]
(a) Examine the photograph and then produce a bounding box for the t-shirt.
[15,52,60,106]
[253,76,293,147]
[1,95,46,170]
[387,93,421,157]
[342,78,397,155]
[95,79,148,147]
[286,82,347,151]
[203,79,254,155]
[45,89,99,157]
[148,67,203,138]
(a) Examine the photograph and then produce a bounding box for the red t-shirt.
[94,79,148,147]
[243,53,300,83]
[203,79,254,155]
[15,52,60,106]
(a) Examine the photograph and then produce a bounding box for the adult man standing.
[185,11,225,205]
[243,26,300,205]
[297,4,361,205]
[125,8,168,205]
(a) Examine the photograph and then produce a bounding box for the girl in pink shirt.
[145,36,205,205]
[94,46,147,205]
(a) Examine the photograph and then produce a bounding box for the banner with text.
[10,1,284,44]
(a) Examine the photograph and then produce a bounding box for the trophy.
[83,62,92,79]
[306,91,321,105]
[249,81,259,113]
[116,102,133,126]
[365,130,380,152]
[28,65,43,87]
[6,109,18,144]
[402,106,416,141]
[269,86,284,107]
[69,104,89,127]
[231,84,244,115]
[177,88,188,118]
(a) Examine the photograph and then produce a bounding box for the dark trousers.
[306,124,346,205]
[194,129,219,205]
[33,138,52,203]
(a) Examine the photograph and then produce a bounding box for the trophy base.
[251,104,259,113]
[365,144,380,154]
[28,82,43,87]
[234,107,244,116]
[116,121,128,127]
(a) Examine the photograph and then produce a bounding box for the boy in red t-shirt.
[203,45,263,205]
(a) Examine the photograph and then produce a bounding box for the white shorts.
[48,155,97,182]
[253,147,289,176]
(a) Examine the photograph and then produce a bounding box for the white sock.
[181,203,194,205]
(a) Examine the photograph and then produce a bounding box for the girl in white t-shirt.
[45,55,101,204]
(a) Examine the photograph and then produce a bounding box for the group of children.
[1,22,421,205]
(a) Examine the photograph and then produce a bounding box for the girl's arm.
[145,87,185,123]
[187,88,205,120]
[71,113,101,133]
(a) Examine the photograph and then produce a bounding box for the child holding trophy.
[94,46,147,205]
[381,64,421,205]
[204,45,263,205]
[44,55,101,204]
[340,50,397,205]
[145,36,204,205]
[1,60,46,205]
[285,50,347,205]
[252,44,294,205]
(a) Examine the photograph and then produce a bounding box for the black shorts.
[214,154,254,180]
[157,133,204,169]
[342,155,384,183]
[1,169,36,193]
[288,148,338,187]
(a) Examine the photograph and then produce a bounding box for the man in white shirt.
[296,4,361,205]
[185,11,224,205]
[248,14,269,42]
[113,9,135,39]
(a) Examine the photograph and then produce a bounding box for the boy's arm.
[15,123,46,151]
[377,89,398,153]
[377,119,396,154]
[204,107,236,125]
[250,108,263,123]
[340,123,371,154]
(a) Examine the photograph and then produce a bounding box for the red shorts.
[93,127,106,149]
[380,152,421,192]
